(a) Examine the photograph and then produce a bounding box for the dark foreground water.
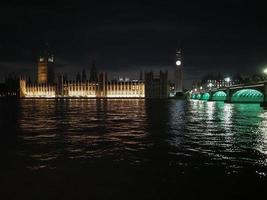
[0,99,267,199]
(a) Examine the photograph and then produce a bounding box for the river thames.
[1,99,267,199]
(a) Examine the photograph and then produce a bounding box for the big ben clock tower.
[174,49,183,95]
[37,45,55,84]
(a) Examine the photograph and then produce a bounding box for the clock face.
[176,60,182,66]
[48,57,54,63]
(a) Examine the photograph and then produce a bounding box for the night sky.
[1,1,267,87]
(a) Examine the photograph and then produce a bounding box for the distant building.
[174,49,183,94]
[37,47,55,84]
[199,74,243,90]
[145,71,168,98]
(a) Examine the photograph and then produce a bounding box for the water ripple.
[1,99,267,174]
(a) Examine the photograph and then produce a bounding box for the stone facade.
[20,78,145,98]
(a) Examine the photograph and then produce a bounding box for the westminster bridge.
[190,81,267,107]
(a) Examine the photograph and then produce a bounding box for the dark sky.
[1,0,267,87]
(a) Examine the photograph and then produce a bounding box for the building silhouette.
[89,61,98,82]
[76,72,81,82]
[145,70,168,98]
[82,69,87,82]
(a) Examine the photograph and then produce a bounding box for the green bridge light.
[197,94,202,100]
[191,89,264,103]
[231,89,264,103]
[212,91,227,101]
[201,93,210,100]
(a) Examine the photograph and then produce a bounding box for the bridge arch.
[201,93,210,100]
[231,89,264,103]
[212,91,227,101]
[196,94,202,100]
[191,94,196,99]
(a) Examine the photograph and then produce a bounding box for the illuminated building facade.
[20,80,56,98]
[20,78,145,98]
[195,74,244,91]
[105,81,145,98]
[19,51,172,99]
[20,52,146,98]
[21,52,146,98]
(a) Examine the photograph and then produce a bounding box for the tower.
[139,71,143,81]
[174,49,183,94]
[19,78,26,98]
[37,46,55,84]
[76,72,81,82]
[82,69,87,82]
[89,60,98,82]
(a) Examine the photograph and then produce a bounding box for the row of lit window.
[107,86,142,90]
[69,86,96,91]
[26,88,55,92]
[107,91,144,94]
[69,92,96,95]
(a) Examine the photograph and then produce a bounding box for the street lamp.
[263,68,267,81]
[224,77,231,87]
[207,83,213,90]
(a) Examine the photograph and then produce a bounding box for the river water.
[0,99,267,199]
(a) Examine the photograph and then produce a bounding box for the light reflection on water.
[1,99,267,174]
[17,99,149,169]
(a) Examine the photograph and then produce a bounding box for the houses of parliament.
[19,49,183,99]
